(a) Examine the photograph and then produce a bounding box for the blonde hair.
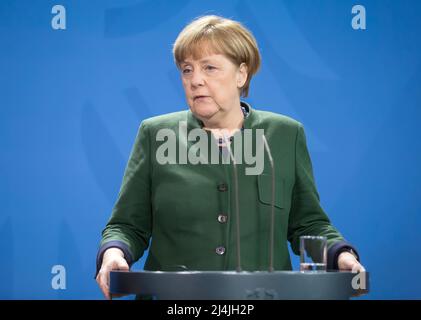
[173,15,261,97]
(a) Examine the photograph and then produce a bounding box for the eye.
[204,65,216,72]
[182,68,192,75]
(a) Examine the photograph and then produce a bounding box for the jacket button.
[217,183,228,192]
[215,246,226,255]
[217,214,228,223]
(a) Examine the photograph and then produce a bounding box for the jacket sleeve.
[99,121,152,263]
[287,124,359,269]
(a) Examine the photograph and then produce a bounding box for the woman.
[96,15,365,299]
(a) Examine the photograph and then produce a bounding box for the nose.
[190,69,205,88]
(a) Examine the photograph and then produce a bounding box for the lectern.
[110,270,369,300]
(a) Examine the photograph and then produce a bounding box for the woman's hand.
[96,248,129,300]
[338,251,368,297]
[337,251,366,272]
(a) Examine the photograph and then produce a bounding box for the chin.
[190,102,218,120]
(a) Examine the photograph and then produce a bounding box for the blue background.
[1,0,420,299]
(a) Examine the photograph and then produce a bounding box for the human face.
[180,53,247,124]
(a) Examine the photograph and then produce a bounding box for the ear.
[237,63,248,88]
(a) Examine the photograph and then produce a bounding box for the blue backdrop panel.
[0,0,420,299]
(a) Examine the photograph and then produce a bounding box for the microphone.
[222,132,242,272]
[262,135,275,272]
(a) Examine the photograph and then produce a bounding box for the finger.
[97,269,111,300]
[100,278,110,300]
[104,267,111,299]
[350,261,366,273]
[101,282,111,300]
[116,258,129,271]
[339,259,352,271]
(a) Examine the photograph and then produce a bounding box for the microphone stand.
[262,135,275,272]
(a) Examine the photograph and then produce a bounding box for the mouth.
[193,95,210,101]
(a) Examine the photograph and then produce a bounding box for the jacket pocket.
[257,174,285,209]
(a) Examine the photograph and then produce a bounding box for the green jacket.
[100,103,352,271]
